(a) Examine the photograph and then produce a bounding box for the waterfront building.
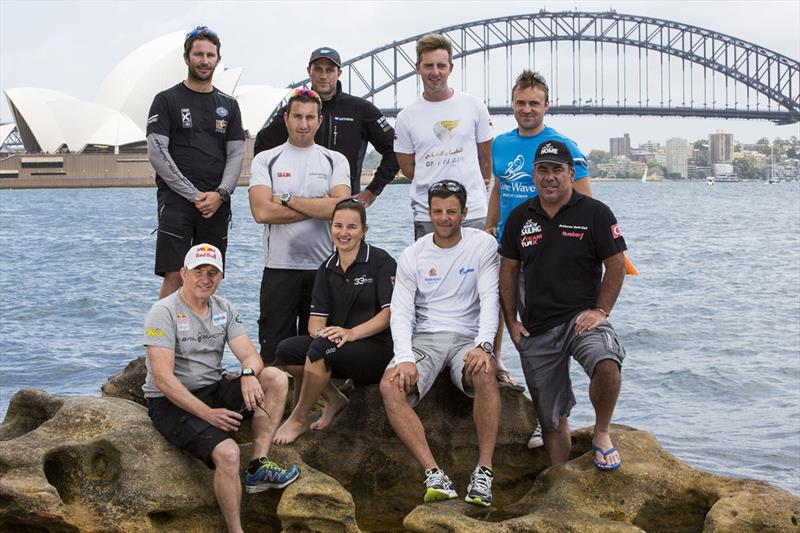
[665,137,689,178]
[610,133,631,157]
[709,130,734,165]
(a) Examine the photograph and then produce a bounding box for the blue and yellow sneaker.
[243,457,300,493]
[423,468,458,503]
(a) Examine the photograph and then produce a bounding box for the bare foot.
[309,389,349,431]
[592,430,621,469]
[273,417,306,445]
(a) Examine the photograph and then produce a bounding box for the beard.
[187,63,215,83]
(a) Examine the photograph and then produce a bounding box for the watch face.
[480,342,493,353]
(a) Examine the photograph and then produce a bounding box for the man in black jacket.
[253,47,399,207]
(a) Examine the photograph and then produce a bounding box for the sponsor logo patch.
[540,142,559,155]
[353,275,373,285]
[176,313,190,332]
[212,313,227,326]
[216,106,229,117]
[521,219,542,236]
[377,116,391,132]
[215,119,228,133]
[277,171,291,177]
[146,328,165,337]
[458,267,475,275]
[235,314,242,324]
[611,224,622,239]
[333,116,354,122]
[181,108,192,128]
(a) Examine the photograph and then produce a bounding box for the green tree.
[734,155,768,180]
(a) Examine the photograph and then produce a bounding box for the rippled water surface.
[1,181,798,493]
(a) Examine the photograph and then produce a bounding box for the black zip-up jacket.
[253,81,399,195]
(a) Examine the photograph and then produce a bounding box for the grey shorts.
[518,314,625,433]
[387,331,474,406]
[414,217,485,240]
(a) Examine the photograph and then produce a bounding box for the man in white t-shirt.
[380,180,501,507]
[394,33,494,239]
[248,88,351,363]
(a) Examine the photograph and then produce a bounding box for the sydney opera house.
[0,32,289,188]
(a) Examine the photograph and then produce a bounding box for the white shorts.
[387,331,475,406]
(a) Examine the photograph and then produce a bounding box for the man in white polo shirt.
[393,33,494,239]
[248,88,351,363]
[380,180,501,507]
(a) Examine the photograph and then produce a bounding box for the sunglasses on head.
[289,88,322,103]
[429,180,466,194]
[186,25,217,40]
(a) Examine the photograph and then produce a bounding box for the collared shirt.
[498,191,627,335]
[310,241,396,343]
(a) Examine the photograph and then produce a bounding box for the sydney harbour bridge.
[290,10,799,125]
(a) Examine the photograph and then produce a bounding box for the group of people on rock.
[142,25,629,532]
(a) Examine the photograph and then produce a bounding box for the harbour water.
[0,181,798,494]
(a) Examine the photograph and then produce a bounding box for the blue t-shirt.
[492,126,588,238]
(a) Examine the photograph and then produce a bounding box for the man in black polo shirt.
[498,140,627,472]
[147,26,245,298]
[253,47,399,207]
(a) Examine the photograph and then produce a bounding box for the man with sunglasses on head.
[249,89,351,364]
[254,47,398,207]
[144,243,300,533]
[147,26,245,299]
[381,180,501,507]
[394,33,494,240]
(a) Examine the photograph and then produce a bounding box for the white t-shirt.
[394,91,494,221]
[390,227,500,364]
[249,142,350,270]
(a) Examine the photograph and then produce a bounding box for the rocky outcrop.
[0,361,797,532]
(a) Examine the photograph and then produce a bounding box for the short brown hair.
[512,69,550,104]
[416,33,453,65]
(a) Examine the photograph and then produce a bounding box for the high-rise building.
[610,133,631,157]
[709,130,734,165]
[665,137,689,178]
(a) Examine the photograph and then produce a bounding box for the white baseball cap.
[184,243,224,273]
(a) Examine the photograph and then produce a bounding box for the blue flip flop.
[593,446,622,471]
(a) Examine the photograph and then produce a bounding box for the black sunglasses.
[429,180,466,194]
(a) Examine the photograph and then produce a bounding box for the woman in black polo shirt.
[273,199,396,444]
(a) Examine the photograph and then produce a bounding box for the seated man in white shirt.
[380,180,501,507]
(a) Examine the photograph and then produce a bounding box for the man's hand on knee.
[204,408,243,432]
[388,362,418,394]
[463,348,493,375]
[240,374,264,412]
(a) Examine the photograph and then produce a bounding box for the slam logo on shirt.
[433,120,460,142]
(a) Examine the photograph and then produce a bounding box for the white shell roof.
[6,31,285,152]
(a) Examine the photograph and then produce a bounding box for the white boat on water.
[706,176,715,186]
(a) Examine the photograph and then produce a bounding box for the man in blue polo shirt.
[499,141,627,472]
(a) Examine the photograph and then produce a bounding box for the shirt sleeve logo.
[611,224,622,239]
[146,328,165,337]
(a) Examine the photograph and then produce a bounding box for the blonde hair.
[415,33,453,65]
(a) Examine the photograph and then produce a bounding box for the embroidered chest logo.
[212,313,227,327]
[215,120,228,134]
[520,219,543,248]
[559,224,588,241]
[176,313,190,332]
[216,106,229,117]
[423,267,441,284]
[181,108,192,128]
[353,275,373,285]
[276,171,292,178]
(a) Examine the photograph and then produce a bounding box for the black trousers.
[258,267,316,364]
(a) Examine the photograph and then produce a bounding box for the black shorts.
[155,190,231,276]
[147,378,251,469]
[258,268,317,364]
[274,334,394,385]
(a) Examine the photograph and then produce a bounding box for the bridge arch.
[290,11,799,124]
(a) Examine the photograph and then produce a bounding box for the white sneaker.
[527,424,544,448]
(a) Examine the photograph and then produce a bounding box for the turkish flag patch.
[611,224,622,239]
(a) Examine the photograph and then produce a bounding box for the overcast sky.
[2,0,798,152]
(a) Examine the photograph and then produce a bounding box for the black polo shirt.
[310,242,397,343]
[498,191,627,335]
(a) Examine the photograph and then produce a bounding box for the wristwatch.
[215,187,230,203]
[280,192,292,206]
[241,367,256,378]
[478,341,494,354]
